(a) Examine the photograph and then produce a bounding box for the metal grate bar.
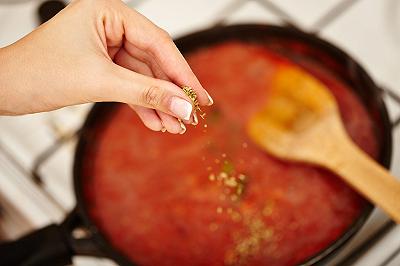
[338,220,396,266]
[381,244,400,266]
[31,130,79,185]
[253,0,298,27]
[213,0,297,28]
[381,86,400,128]
[0,140,67,213]
[213,0,253,26]
[311,0,361,33]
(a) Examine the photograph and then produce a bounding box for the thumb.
[100,63,194,121]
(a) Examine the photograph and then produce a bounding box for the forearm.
[0,45,22,115]
[0,43,47,115]
[0,31,93,116]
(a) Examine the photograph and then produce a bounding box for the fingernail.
[205,90,213,106]
[160,121,167,132]
[178,119,186,134]
[192,112,198,126]
[170,97,192,121]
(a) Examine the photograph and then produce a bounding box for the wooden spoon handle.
[327,138,400,223]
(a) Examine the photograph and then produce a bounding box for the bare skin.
[0,0,213,134]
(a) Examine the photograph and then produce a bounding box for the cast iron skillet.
[0,24,392,266]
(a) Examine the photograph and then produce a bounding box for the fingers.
[114,48,153,76]
[130,105,163,132]
[103,60,195,121]
[115,50,165,132]
[121,7,213,106]
[123,42,169,81]
[114,49,191,133]
[157,110,185,134]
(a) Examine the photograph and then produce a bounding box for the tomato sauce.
[83,42,378,266]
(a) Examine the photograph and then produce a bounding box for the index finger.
[122,7,213,106]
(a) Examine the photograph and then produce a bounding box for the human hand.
[0,0,213,134]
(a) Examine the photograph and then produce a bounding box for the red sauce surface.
[83,42,379,266]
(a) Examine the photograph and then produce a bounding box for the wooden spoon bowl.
[247,66,400,223]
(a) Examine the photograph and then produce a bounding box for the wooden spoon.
[247,66,400,223]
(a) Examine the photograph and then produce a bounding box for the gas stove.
[0,0,400,265]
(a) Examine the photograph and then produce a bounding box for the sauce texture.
[83,42,378,266]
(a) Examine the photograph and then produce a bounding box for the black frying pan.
[0,24,392,266]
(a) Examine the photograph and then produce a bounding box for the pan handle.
[0,224,73,266]
[0,208,104,266]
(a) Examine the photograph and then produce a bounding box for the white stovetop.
[0,1,400,266]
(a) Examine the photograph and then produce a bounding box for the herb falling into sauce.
[208,156,249,204]
[204,148,277,265]
[225,217,274,265]
[196,99,274,264]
